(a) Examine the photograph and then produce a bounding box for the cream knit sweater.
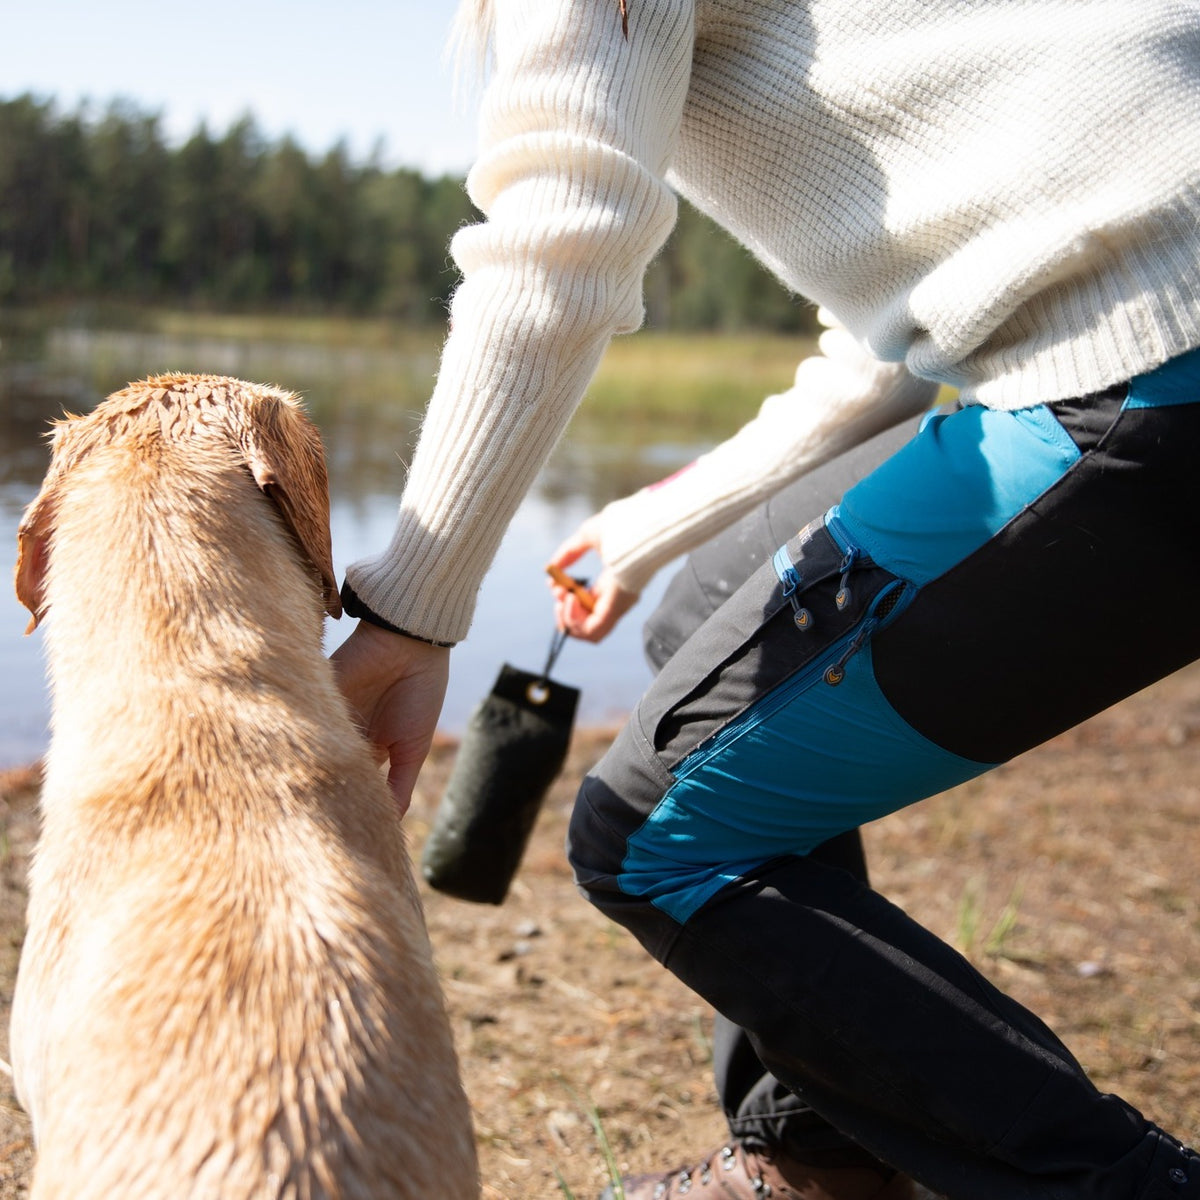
[347,0,1200,644]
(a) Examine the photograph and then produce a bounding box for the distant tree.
[161,123,222,296]
[253,136,319,301]
[84,102,170,293]
[0,91,815,333]
[645,200,814,333]
[0,96,88,298]
[360,167,424,318]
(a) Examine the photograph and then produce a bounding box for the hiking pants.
[567,347,1200,1200]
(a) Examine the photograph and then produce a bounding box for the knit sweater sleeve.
[591,316,939,594]
[343,0,692,644]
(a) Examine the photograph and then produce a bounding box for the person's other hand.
[331,621,449,817]
[549,518,640,641]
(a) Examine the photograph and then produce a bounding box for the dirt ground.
[0,664,1196,1199]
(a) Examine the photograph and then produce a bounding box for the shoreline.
[0,721,630,790]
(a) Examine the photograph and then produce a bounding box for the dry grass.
[0,664,1197,1198]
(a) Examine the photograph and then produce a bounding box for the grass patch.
[145,309,441,355]
[956,875,1026,961]
[555,1084,627,1200]
[6,303,811,430]
[583,331,811,426]
[1,303,440,354]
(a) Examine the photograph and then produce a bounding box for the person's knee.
[567,767,689,963]
[565,718,676,921]
[567,714,671,875]
[566,770,628,890]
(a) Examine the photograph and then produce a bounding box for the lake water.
[0,323,735,769]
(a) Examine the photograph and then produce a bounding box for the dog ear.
[14,417,79,634]
[238,398,343,620]
[15,486,57,634]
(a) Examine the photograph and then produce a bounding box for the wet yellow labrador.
[12,376,479,1199]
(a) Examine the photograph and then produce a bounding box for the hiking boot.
[599,1142,917,1200]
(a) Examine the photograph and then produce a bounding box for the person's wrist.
[339,580,456,648]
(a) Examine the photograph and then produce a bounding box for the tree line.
[0,94,814,333]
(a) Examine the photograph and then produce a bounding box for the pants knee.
[567,775,687,962]
[566,769,629,897]
[566,712,672,882]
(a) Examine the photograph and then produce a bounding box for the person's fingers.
[549,517,602,570]
[386,753,423,819]
[556,588,592,635]
[330,621,450,814]
[553,589,572,631]
[549,533,589,569]
[558,576,638,642]
[584,588,623,640]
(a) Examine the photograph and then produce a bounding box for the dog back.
[11,376,479,1199]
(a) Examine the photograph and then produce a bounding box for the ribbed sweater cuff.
[343,523,478,648]
[339,580,457,647]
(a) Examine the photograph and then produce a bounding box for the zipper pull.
[773,546,813,632]
[824,616,877,686]
[835,546,859,611]
[823,580,910,686]
[782,565,813,631]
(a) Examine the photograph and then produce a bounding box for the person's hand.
[331,620,450,817]
[549,517,640,642]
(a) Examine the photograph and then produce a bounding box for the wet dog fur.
[11,375,479,1199]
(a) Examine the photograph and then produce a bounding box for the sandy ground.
[0,665,1196,1198]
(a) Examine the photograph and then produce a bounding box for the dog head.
[15,374,343,631]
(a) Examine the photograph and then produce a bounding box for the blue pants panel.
[619,400,1079,922]
[619,645,990,923]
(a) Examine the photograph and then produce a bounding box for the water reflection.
[0,326,733,768]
